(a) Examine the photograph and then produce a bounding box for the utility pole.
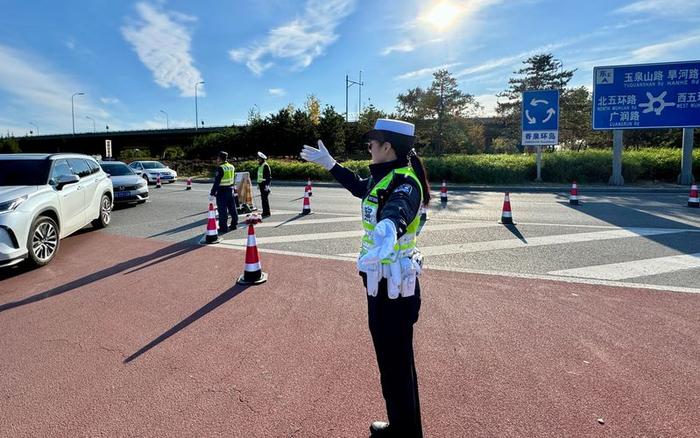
[345,71,363,122]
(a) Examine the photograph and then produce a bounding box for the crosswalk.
[215,213,700,293]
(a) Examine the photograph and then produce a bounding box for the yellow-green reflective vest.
[220,162,235,186]
[257,163,266,183]
[360,167,422,264]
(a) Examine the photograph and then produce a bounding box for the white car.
[128,160,177,184]
[0,153,113,268]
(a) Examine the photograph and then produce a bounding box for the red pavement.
[0,231,698,437]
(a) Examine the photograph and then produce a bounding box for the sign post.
[521,89,560,182]
[105,139,112,159]
[593,61,700,185]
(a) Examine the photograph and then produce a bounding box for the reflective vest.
[257,163,267,183]
[360,167,422,264]
[220,162,235,186]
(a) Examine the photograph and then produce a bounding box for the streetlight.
[160,109,169,129]
[71,92,85,134]
[29,122,39,136]
[85,115,96,133]
[194,81,204,130]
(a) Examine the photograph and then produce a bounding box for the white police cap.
[257,151,267,160]
[373,118,415,136]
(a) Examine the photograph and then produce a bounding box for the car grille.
[116,184,140,191]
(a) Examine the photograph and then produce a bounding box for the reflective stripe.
[220,162,235,186]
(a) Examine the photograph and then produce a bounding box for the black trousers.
[216,187,237,231]
[258,182,270,216]
[365,277,423,437]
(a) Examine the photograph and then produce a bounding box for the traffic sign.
[105,139,112,158]
[593,61,700,130]
[521,89,559,145]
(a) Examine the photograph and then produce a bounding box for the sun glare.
[421,1,463,31]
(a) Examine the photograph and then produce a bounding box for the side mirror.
[56,174,79,190]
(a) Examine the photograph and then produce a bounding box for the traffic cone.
[499,192,515,224]
[301,190,312,215]
[569,181,580,205]
[440,180,448,204]
[237,215,268,285]
[156,175,161,188]
[200,201,221,244]
[688,183,699,208]
[186,177,192,190]
[305,178,313,196]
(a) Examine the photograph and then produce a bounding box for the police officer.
[256,151,272,217]
[210,151,238,233]
[301,119,430,438]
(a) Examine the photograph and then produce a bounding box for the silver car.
[128,160,177,184]
[100,161,149,204]
[0,153,113,268]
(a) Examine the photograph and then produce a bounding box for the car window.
[100,163,133,176]
[68,159,92,178]
[142,161,166,169]
[0,160,51,186]
[87,160,101,174]
[50,159,74,184]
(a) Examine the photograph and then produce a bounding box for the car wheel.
[92,193,112,228]
[26,216,60,267]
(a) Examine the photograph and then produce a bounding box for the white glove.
[359,219,397,265]
[300,140,337,170]
[358,258,381,297]
[387,261,402,299]
[400,258,416,297]
[208,195,215,203]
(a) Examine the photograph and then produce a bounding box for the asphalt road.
[0,180,698,437]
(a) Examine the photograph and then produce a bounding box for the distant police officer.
[301,119,430,437]
[256,151,272,217]
[210,151,238,233]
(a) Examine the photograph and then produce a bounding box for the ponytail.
[408,149,430,206]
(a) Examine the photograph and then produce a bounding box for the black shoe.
[229,223,237,230]
[369,421,391,437]
[219,227,228,234]
[262,213,271,218]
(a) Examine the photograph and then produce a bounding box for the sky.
[1,0,700,136]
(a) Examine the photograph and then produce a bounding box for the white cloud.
[100,97,120,104]
[0,44,110,135]
[381,38,444,56]
[122,2,204,97]
[615,0,700,18]
[229,0,356,76]
[394,62,462,80]
[268,88,287,96]
[475,94,499,117]
[630,33,700,62]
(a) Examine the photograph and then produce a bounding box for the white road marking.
[548,252,700,280]
[254,216,358,228]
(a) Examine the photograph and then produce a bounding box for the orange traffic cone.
[305,178,313,196]
[200,201,221,244]
[186,177,192,190]
[499,192,515,224]
[238,215,268,285]
[569,181,580,205]
[301,190,312,215]
[688,183,699,208]
[156,175,162,188]
[440,180,448,204]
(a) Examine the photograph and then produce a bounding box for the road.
[0,181,698,437]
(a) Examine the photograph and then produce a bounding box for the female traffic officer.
[301,119,430,438]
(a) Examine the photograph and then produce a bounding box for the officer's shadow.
[123,283,252,363]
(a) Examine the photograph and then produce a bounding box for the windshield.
[101,163,134,176]
[0,160,51,186]
[141,161,167,169]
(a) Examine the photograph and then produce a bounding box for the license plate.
[115,191,130,198]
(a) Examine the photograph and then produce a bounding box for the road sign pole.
[679,128,695,185]
[535,145,543,182]
[609,130,625,186]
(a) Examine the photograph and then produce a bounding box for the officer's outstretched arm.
[300,140,369,198]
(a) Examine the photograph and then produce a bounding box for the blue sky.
[1,0,699,136]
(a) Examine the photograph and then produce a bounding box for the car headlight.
[0,195,28,213]
[137,179,147,187]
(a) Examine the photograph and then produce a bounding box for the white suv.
[0,153,114,268]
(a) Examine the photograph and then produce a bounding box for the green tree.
[0,137,20,153]
[304,94,321,126]
[318,105,346,156]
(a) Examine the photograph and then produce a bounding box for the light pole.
[160,109,169,129]
[345,72,363,122]
[85,115,96,133]
[194,81,204,130]
[71,92,84,134]
[29,122,39,136]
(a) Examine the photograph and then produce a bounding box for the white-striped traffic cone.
[688,183,699,208]
[305,178,313,196]
[301,190,311,215]
[186,177,192,190]
[156,175,162,188]
[569,181,580,205]
[440,180,448,204]
[237,215,268,285]
[201,201,221,244]
[499,192,515,224]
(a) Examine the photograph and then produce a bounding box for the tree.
[304,94,321,126]
[0,137,20,153]
[318,105,346,156]
[397,69,482,154]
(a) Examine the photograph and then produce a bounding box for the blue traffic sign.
[593,61,700,130]
[521,89,559,145]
